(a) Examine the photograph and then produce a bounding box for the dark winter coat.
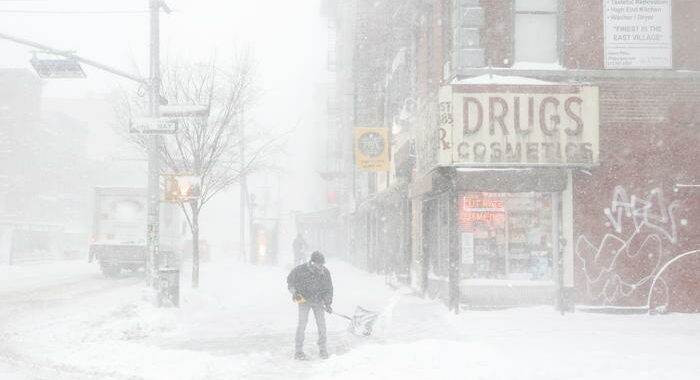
[287,263,333,307]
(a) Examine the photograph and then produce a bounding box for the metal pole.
[239,108,246,262]
[0,31,148,85]
[448,181,460,314]
[146,0,161,287]
[552,191,563,313]
[505,210,509,276]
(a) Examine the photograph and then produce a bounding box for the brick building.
[322,0,700,312]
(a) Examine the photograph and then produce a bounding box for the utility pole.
[239,107,247,263]
[146,0,162,286]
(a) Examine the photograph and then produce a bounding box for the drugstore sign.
[437,85,599,166]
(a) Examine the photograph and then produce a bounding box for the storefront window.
[459,192,553,281]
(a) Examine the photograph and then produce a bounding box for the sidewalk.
[2,258,699,380]
[0,260,98,295]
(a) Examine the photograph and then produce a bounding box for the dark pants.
[295,302,327,354]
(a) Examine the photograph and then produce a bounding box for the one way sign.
[129,117,178,134]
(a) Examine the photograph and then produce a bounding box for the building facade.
[0,69,93,264]
[322,0,700,312]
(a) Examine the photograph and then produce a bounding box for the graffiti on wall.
[575,186,685,306]
[603,186,680,244]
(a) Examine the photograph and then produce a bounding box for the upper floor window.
[514,0,559,64]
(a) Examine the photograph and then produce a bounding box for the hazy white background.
[0,0,331,255]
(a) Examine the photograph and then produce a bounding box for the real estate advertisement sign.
[604,0,672,69]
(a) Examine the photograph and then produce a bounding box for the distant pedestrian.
[292,233,308,265]
[287,251,333,360]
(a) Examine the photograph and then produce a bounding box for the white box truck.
[89,187,184,277]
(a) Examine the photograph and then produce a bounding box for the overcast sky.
[0,0,329,130]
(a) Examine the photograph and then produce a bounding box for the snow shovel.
[332,306,379,336]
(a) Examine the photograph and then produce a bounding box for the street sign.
[160,104,209,118]
[130,117,178,134]
[30,58,86,79]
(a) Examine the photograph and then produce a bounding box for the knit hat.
[310,251,325,265]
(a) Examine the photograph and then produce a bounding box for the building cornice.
[453,68,700,82]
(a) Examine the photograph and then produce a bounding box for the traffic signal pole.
[240,107,247,263]
[146,0,162,287]
[0,31,147,85]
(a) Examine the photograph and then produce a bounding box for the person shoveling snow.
[287,251,334,360]
[287,252,381,360]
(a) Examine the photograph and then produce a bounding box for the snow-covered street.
[1,259,699,380]
[4,0,700,379]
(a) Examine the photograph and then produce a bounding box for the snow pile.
[0,261,96,294]
[78,299,179,343]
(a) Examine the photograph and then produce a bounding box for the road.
[0,262,142,380]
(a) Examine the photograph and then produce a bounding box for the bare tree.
[118,54,283,288]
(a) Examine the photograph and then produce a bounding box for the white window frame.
[512,0,561,65]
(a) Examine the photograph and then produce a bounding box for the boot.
[294,351,309,360]
[319,348,329,359]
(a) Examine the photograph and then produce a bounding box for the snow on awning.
[509,62,564,71]
[456,167,533,173]
[451,74,558,86]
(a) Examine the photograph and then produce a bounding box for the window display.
[459,192,553,281]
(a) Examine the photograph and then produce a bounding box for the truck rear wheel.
[101,264,121,278]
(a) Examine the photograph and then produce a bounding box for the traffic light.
[163,175,201,202]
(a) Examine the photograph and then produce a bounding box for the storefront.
[410,167,572,310]
[456,181,567,308]
[350,183,410,278]
[411,81,599,311]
